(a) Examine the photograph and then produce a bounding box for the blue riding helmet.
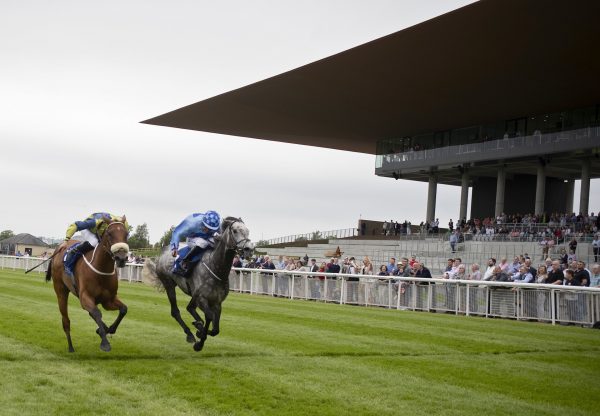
[202,211,221,231]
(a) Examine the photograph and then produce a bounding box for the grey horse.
[144,217,253,351]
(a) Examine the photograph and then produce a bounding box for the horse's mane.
[221,216,243,231]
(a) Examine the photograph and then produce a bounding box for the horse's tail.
[142,259,164,290]
[45,257,53,282]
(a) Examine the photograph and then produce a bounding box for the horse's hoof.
[100,342,111,352]
[209,330,219,337]
[186,333,196,343]
[193,341,203,352]
[68,347,75,353]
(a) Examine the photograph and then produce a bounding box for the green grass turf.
[0,269,598,416]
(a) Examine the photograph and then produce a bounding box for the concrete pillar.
[494,166,505,218]
[580,158,591,215]
[426,173,437,223]
[565,179,575,214]
[535,163,546,215]
[459,168,469,222]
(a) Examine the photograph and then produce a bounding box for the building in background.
[143,0,600,222]
[0,233,50,257]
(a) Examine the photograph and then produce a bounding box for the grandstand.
[258,234,593,274]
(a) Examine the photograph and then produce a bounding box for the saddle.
[172,246,205,277]
[63,241,94,277]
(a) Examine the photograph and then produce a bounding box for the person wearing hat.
[170,210,221,276]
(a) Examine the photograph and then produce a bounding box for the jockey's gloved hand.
[172,249,178,258]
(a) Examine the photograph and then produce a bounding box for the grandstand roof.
[142,0,600,155]
[0,233,49,247]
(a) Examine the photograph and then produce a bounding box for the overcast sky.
[1,0,598,244]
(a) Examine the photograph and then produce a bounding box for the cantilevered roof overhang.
[143,0,600,155]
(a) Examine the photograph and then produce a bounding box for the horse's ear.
[122,214,127,222]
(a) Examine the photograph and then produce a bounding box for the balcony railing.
[376,126,600,171]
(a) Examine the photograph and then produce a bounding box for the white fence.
[4,255,598,327]
[0,255,144,283]
[230,268,600,327]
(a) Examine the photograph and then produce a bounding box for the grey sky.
[1,0,598,243]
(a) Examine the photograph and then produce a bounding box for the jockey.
[170,211,221,276]
[60,213,128,276]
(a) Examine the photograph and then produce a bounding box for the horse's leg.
[164,283,195,343]
[101,296,128,335]
[185,298,205,338]
[53,279,75,352]
[208,304,222,337]
[80,293,111,352]
[193,298,213,352]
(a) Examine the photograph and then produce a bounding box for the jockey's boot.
[64,241,95,276]
[78,241,94,254]
[179,246,202,276]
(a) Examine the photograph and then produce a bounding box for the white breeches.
[80,229,99,247]
[187,236,213,249]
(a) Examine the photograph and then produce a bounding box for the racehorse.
[46,217,130,352]
[143,217,253,351]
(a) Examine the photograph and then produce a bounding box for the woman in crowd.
[498,257,509,273]
[362,256,374,275]
[377,265,389,276]
[536,265,548,284]
[454,264,467,280]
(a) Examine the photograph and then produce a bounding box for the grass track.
[0,269,599,415]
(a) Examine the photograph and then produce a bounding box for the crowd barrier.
[230,268,600,327]
[0,255,144,283]
[4,255,598,327]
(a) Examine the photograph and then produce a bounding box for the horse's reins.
[83,222,126,276]
[203,219,250,281]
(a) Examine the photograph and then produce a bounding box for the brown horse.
[46,217,130,352]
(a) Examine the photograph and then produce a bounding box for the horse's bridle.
[99,221,128,260]
[223,219,251,255]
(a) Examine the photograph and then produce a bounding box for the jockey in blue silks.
[170,211,221,276]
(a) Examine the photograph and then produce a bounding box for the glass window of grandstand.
[505,117,527,138]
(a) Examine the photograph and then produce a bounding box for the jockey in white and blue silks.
[170,211,221,276]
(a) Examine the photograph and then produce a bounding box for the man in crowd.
[512,265,534,283]
[449,230,459,253]
[413,262,432,280]
[574,261,590,287]
[489,265,511,282]
[589,264,600,287]
[546,260,564,285]
[326,258,341,275]
[386,257,398,275]
[524,257,537,280]
[260,255,275,270]
[444,258,453,274]
[483,258,497,280]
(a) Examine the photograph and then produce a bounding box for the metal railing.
[0,255,144,283]
[264,228,357,246]
[4,255,597,326]
[376,126,600,170]
[230,268,600,326]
